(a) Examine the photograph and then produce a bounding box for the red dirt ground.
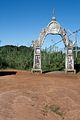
[0,70,80,120]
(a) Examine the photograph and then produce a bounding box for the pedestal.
[32,46,42,73]
[65,47,75,73]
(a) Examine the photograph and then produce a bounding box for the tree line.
[0,45,33,70]
[0,45,80,72]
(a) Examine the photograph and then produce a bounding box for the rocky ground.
[0,70,80,120]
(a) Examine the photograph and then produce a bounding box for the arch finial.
[52,8,56,20]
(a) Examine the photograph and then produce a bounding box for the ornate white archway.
[32,17,75,73]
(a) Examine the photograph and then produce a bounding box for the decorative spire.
[52,8,56,21]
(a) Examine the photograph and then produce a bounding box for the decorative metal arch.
[32,17,75,73]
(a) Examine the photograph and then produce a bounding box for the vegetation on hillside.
[0,45,33,70]
[0,45,80,72]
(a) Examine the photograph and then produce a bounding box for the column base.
[31,68,42,73]
[65,69,76,74]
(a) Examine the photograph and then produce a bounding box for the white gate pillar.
[32,46,42,73]
[65,46,75,73]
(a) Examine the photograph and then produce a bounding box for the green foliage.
[0,45,80,71]
[73,47,80,72]
[41,49,65,72]
[0,45,33,70]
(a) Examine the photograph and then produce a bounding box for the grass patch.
[42,104,63,116]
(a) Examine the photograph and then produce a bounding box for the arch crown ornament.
[32,17,75,73]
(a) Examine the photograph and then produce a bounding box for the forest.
[0,45,80,72]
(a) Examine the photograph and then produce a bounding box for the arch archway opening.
[41,34,65,72]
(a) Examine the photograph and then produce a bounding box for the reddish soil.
[0,70,80,120]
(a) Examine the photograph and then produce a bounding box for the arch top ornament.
[33,17,73,48]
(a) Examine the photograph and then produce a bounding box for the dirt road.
[0,70,80,120]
